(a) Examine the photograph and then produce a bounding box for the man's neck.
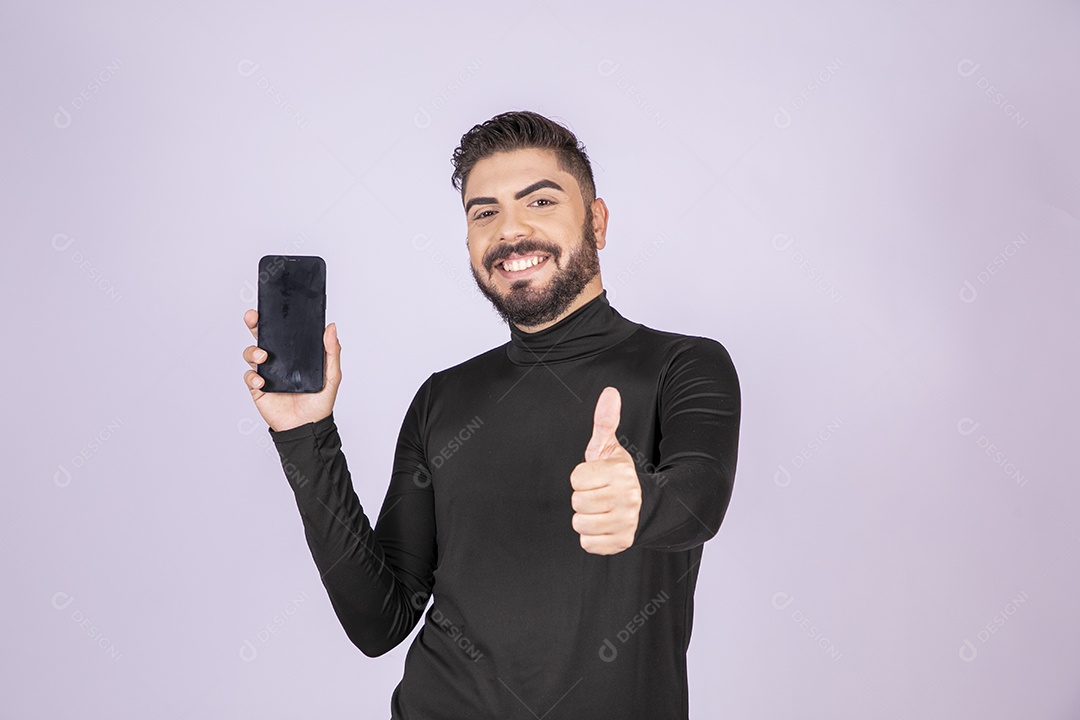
[512,281,604,334]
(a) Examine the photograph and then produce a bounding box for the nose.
[494,202,534,243]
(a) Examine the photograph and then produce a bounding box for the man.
[241,110,740,719]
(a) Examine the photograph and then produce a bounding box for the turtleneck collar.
[505,289,641,366]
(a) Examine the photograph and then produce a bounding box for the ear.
[590,197,609,250]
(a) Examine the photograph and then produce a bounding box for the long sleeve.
[268,375,437,657]
[631,337,741,551]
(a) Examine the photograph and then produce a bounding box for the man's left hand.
[570,386,642,555]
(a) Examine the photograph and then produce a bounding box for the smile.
[497,254,550,276]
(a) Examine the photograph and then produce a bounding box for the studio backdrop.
[3,1,1078,718]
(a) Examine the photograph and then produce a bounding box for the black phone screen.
[256,255,326,393]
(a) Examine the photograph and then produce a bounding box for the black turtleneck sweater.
[268,289,740,719]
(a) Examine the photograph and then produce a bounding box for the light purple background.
[3,2,1078,717]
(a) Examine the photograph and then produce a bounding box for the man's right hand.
[241,309,342,432]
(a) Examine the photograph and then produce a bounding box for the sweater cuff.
[633,468,662,543]
[268,412,337,443]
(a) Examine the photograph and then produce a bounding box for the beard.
[470,210,601,329]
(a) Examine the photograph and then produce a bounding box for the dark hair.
[450,110,596,208]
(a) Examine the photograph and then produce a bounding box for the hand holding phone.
[241,255,341,432]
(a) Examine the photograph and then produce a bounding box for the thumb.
[585,386,622,462]
[324,322,341,387]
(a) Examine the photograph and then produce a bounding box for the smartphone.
[256,255,326,393]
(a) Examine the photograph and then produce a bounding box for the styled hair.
[450,110,596,207]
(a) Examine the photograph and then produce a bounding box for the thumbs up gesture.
[570,387,642,555]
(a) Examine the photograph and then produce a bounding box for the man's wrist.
[268,412,336,441]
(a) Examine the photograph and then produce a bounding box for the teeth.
[502,255,545,272]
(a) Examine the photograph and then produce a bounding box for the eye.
[532,198,555,207]
[472,209,495,221]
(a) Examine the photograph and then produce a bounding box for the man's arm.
[268,375,437,656]
[632,338,740,551]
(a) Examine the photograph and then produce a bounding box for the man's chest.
[422,358,663,523]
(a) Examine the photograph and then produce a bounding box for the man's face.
[464,147,606,330]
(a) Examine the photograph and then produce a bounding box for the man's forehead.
[465,148,574,196]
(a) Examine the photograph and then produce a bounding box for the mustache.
[485,240,560,271]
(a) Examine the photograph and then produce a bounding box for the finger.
[572,511,616,537]
[323,323,341,388]
[244,368,265,392]
[580,534,628,556]
[571,487,612,514]
[243,344,267,369]
[570,461,609,492]
[584,386,622,462]
[244,309,258,341]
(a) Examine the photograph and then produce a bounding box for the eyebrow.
[464,179,566,214]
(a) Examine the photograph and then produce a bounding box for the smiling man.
[463,145,603,331]
[242,110,741,719]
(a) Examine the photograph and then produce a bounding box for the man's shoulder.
[627,321,735,364]
[625,324,739,403]
[429,342,510,382]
